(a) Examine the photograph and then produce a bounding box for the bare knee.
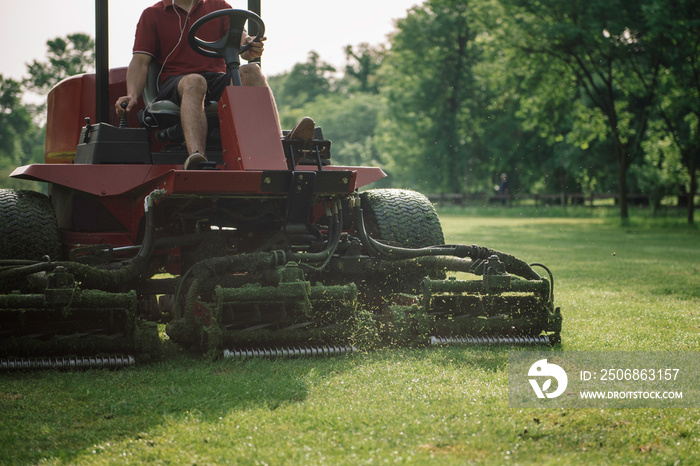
[178,74,208,99]
[240,64,268,87]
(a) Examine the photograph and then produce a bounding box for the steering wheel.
[188,9,265,72]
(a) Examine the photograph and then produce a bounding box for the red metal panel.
[45,76,86,164]
[324,166,386,189]
[12,163,386,197]
[44,68,136,164]
[166,170,266,194]
[218,86,287,171]
[10,164,174,197]
[99,196,147,242]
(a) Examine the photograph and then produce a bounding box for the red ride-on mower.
[0,3,561,370]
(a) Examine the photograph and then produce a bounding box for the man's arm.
[240,30,266,62]
[115,53,152,116]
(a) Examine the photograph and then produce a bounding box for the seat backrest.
[143,60,161,107]
[143,61,181,115]
[142,61,220,119]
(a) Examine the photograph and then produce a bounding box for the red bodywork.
[11,69,386,269]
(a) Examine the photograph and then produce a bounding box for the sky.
[1,0,421,82]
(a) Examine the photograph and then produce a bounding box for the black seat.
[140,61,220,130]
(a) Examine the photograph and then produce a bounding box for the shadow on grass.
[0,343,564,464]
[0,352,317,464]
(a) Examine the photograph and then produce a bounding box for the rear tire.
[0,189,61,262]
[360,188,444,248]
[359,189,445,294]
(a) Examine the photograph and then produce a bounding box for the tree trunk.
[614,139,631,223]
[688,151,697,225]
[618,164,629,223]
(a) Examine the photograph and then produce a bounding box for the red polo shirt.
[133,0,232,83]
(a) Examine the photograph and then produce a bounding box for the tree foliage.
[377,0,486,193]
[0,75,44,190]
[496,0,667,221]
[0,34,93,189]
[273,0,697,220]
[24,33,95,95]
[342,43,385,94]
[641,0,700,224]
[272,51,336,112]
[0,76,33,167]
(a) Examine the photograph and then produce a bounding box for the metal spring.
[430,335,552,346]
[0,355,135,371]
[223,345,357,360]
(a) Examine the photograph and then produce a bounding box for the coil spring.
[430,335,552,346]
[0,355,135,371]
[223,345,357,359]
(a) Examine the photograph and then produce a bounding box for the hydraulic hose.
[61,189,164,288]
[286,197,342,268]
[352,198,381,258]
[353,196,541,281]
[0,189,165,289]
[173,197,343,313]
[0,258,55,281]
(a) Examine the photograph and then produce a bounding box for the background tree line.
[2,0,698,223]
[0,33,94,190]
[270,0,698,224]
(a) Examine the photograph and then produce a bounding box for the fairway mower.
[0,1,561,370]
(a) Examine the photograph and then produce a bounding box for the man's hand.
[115,95,138,116]
[240,33,266,61]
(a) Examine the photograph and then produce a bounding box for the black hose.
[0,189,163,289]
[353,195,541,281]
[0,259,55,280]
[176,199,342,313]
[286,197,342,268]
[530,262,554,303]
[353,200,381,258]
[62,191,160,289]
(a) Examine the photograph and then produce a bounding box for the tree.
[0,75,45,190]
[632,121,687,214]
[0,76,33,167]
[273,51,336,114]
[24,33,95,96]
[479,6,589,199]
[378,0,487,193]
[342,43,386,94]
[299,92,385,169]
[642,0,700,224]
[500,0,663,222]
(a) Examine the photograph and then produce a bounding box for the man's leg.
[178,74,208,157]
[240,64,282,136]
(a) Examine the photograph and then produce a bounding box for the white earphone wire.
[146,0,194,122]
[145,0,196,126]
[155,1,192,93]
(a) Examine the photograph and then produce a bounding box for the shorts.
[155,72,232,106]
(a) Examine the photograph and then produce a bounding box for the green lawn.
[1,209,698,465]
